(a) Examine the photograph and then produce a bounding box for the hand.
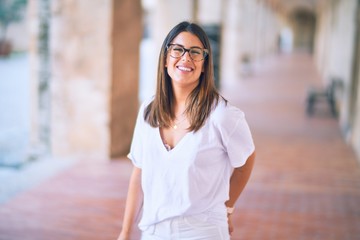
[228,214,234,236]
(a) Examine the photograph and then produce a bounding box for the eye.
[172,45,184,53]
[190,48,202,55]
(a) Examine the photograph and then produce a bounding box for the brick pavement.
[222,53,360,240]
[0,53,359,240]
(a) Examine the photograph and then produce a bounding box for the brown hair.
[144,21,223,132]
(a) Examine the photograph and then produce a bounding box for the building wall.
[314,0,360,159]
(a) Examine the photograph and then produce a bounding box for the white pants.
[141,214,230,240]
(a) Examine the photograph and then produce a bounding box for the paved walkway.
[0,53,359,240]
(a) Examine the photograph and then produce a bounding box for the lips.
[177,66,193,72]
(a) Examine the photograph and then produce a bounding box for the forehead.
[171,32,204,48]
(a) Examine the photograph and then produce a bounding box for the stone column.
[29,0,142,160]
[220,0,242,87]
[152,0,193,46]
[29,0,40,154]
[110,0,142,158]
[350,0,360,160]
[28,0,51,157]
[221,0,281,88]
[50,0,113,159]
[197,0,222,88]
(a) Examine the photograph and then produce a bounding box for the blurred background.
[0,0,360,239]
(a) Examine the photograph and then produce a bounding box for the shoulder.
[209,99,254,156]
[141,96,155,109]
[210,99,246,127]
[134,96,155,125]
[138,96,155,114]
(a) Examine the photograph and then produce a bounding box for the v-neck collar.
[156,128,191,154]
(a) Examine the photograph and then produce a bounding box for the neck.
[173,89,189,117]
[172,80,197,117]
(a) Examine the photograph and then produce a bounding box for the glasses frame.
[166,44,209,62]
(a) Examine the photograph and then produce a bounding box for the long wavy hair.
[144,21,222,132]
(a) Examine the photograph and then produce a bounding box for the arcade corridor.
[0,53,359,240]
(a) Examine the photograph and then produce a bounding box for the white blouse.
[128,98,255,231]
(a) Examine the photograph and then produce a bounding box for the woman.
[118,21,255,240]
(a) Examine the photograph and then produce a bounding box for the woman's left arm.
[226,151,255,207]
[225,151,256,234]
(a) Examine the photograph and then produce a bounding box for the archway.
[289,8,316,53]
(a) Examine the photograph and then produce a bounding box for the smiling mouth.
[177,66,193,72]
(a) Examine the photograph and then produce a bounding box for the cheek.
[166,55,179,68]
[165,55,172,67]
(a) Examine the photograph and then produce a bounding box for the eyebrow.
[171,43,204,49]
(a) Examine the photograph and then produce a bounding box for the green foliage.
[0,0,27,27]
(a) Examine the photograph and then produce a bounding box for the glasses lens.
[169,45,184,58]
[189,47,204,61]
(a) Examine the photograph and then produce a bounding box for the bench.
[306,78,342,117]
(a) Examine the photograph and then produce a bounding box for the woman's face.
[165,32,206,90]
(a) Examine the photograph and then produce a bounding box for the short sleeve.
[213,103,255,168]
[225,112,255,168]
[127,101,148,168]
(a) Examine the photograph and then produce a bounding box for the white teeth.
[178,66,192,72]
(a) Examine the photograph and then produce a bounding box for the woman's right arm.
[117,166,143,240]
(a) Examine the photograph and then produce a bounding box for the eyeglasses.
[167,44,209,62]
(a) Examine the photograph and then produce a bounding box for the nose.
[181,50,191,61]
